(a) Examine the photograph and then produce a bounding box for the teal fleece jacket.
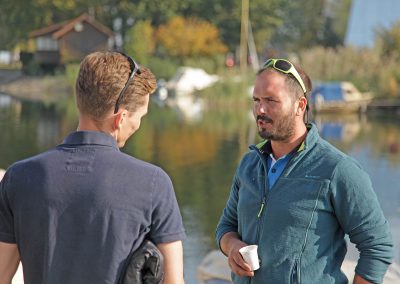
[216,123,393,284]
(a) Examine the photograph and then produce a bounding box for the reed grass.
[299,46,400,98]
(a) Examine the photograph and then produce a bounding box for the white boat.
[165,67,219,97]
[311,82,372,113]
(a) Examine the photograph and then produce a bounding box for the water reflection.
[153,95,205,123]
[0,93,399,282]
[0,94,65,167]
[315,113,364,142]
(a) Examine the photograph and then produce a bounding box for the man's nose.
[254,102,266,115]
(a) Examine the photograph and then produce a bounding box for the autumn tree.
[156,16,227,59]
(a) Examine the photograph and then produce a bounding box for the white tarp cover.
[166,67,219,95]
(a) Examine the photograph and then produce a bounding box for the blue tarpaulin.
[311,83,344,103]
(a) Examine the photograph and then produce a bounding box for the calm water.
[1,93,399,283]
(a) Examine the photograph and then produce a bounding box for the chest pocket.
[262,177,331,253]
[274,178,330,227]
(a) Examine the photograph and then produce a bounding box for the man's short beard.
[258,128,293,141]
[257,112,296,141]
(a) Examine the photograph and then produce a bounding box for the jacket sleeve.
[215,172,240,250]
[330,158,393,284]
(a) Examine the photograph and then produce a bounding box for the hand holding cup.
[239,245,260,271]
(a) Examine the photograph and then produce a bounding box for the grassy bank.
[3,45,399,105]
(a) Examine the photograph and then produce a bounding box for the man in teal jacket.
[216,59,393,284]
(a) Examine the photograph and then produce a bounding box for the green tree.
[124,20,155,64]
[130,0,185,26]
[270,0,326,50]
[0,0,142,50]
[269,0,349,51]
[176,0,287,55]
[332,0,353,44]
[376,20,400,58]
[0,0,350,61]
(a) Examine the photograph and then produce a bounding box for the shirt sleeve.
[148,168,185,244]
[215,172,240,250]
[0,168,16,243]
[330,158,393,284]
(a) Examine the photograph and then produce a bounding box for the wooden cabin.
[28,13,115,71]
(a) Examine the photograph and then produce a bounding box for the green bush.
[64,64,80,87]
[199,68,255,107]
[183,55,226,74]
[146,57,180,81]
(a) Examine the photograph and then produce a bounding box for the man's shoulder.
[118,151,162,170]
[117,152,171,181]
[8,148,58,171]
[314,137,349,162]
[311,137,365,177]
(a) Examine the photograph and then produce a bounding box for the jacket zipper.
[255,195,268,250]
[291,259,299,284]
[253,147,269,245]
[251,147,270,284]
[257,198,265,218]
[250,143,305,284]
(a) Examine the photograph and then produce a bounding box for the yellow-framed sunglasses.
[261,58,307,94]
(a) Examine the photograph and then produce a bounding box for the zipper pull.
[257,198,265,218]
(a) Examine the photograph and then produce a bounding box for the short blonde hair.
[75,51,156,118]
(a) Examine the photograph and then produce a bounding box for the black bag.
[122,240,164,284]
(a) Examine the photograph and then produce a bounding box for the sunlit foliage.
[157,16,227,58]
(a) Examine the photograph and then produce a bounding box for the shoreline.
[0,69,71,103]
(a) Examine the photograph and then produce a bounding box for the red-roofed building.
[28,13,115,70]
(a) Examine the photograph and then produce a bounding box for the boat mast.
[240,0,249,72]
[248,20,260,71]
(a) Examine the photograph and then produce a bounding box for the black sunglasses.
[114,52,141,114]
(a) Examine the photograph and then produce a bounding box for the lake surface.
[1,93,399,283]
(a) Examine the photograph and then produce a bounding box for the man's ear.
[297,96,308,115]
[113,110,126,130]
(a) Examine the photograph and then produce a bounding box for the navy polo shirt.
[0,131,185,284]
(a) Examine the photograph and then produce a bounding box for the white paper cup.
[239,245,260,271]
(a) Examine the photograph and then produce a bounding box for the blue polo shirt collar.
[62,131,119,150]
[267,150,296,189]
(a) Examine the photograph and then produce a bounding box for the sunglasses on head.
[114,52,141,114]
[261,58,307,94]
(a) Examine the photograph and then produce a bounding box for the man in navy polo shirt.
[0,51,185,283]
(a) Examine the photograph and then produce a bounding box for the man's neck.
[271,123,307,159]
[77,115,114,137]
[77,120,102,132]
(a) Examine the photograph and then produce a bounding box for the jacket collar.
[61,131,119,150]
[251,123,319,154]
